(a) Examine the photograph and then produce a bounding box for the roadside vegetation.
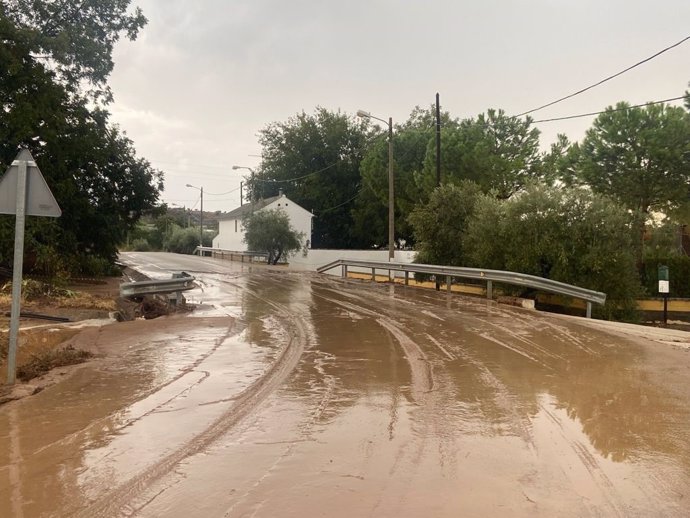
[242,209,304,264]
[246,92,690,320]
[121,207,217,254]
[0,1,162,278]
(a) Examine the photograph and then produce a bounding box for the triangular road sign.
[0,149,61,217]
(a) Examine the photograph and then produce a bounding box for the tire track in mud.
[306,282,464,513]
[538,402,627,517]
[31,320,239,458]
[74,280,311,518]
[312,281,537,443]
[311,276,634,511]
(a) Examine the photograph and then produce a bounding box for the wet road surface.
[1,251,689,517]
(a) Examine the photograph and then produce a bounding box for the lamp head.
[356,109,370,119]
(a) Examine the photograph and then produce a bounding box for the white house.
[212,191,313,251]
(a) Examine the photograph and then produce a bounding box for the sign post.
[0,149,61,384]
[658,265,669,325]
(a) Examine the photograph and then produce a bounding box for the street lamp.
[357,109,394,260]
[232,165,255,204]
[185,183,203,250]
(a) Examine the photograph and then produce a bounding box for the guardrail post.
[486,280,493,300]
[586,301,592,318]
[342,265,347,278]
[404,271,409,286]
[446,275,451,293]
[371,268,376,282]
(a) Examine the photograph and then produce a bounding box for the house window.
[235,220,238,232]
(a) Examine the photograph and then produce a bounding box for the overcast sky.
[108,0,690,213]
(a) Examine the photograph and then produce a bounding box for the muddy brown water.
[1,252,689,517]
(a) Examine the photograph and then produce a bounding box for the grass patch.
[16,346,93,382]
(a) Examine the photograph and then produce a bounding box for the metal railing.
[194,246,268,261]
[120,272,196,298]
[317,259,606,318]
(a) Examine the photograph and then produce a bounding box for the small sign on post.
[658,265,669,325]
[0,149,61,384]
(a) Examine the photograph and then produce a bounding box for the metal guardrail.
[317,259,606,318]
[120,272,196,298]
[194,246,268,260]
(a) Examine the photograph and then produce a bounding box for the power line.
[316,189,363,215]
[205,185,242,196]
[513,35,690,118]
[256,162,338,183]
[532,95,685,123]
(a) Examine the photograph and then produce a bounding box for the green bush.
[130,238,152,252]
[164,226,201,254]
[464,184,642,320]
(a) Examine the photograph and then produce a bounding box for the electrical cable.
[204,185,242,196]
[532,95,686,123]
[513,35,690,118]
[254,162,338,183]
[316,189,363,215]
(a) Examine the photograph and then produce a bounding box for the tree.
[243,209,304,265]
[421,109,544,199]
[1,0,146,101]
[464,184,641,319]
[562,102,690,259]
[408,181,483,266]
[250,108,369,249]
[353,106,459,248]
[0,2,162,274]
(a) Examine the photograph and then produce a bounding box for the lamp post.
[232,165,255,204]
[185,183,203,250]
[357,109,394,260]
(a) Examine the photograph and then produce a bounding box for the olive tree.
[243,209,304,265]
[464,184,641,319]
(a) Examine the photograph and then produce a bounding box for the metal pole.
[7,159,28,384]
[199,187,204,249]
[388,117,394,261]
[240,181,243,206]
[663,294,668,325]
[436,93,441,187]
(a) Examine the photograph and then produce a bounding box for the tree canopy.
[1,0,146,100]
[560,101,690,260]
[407,181,482,267]
[432,109,543,199]
[243,209,304,265]
[250,108,369,249]
[0,1,162,275]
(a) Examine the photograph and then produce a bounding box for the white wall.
[269,196,312,248]
[213,218,247,251]
[289,248,416,273]
[212,193,313,252]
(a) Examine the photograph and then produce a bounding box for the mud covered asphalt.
[1,251,689,517]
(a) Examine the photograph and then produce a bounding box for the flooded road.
[1,252,689,517]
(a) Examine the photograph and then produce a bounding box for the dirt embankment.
[0,275,180,404]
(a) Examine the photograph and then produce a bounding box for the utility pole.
[388,116,394,260]
[199,186,204,248]
[436,92,441,187]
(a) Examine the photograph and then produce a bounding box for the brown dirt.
[0,277,126,403]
